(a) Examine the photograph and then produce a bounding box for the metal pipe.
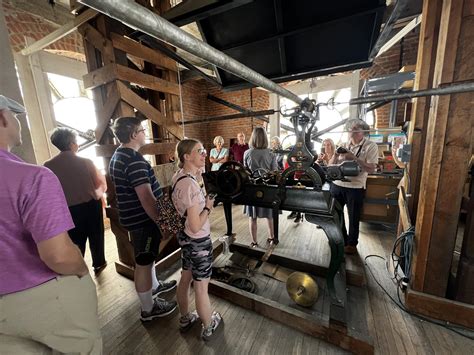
[350,81,474,105]
[184,109,276,125]
[78,0,303,104]
[136,33,222,88]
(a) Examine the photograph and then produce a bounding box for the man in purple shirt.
[0,95,102,354]
[230,132,249,164]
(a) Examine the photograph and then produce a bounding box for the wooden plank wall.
[410,0,474,299]
[79,2,183,270]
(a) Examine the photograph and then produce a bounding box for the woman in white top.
[209,135,229,171]
[171,139,222,340]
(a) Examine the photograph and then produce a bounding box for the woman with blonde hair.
[209,135,228,171]
[171,139,222,340]
[243,127,278,247]
[317,138,336,166]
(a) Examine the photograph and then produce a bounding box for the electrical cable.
[364,254,474,340]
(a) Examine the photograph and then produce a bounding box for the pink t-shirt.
[0,149,74,295]
[171,169,210,238]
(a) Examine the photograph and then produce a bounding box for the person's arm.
[23,168,88,277]
[218,148,229,163]
[317,153,327,164]
[87,160,107,199]
[209,149,219,163]
[270,152,278,171]
[37,232,88,277]
[243,150,250,168]
[127,156,160,221]
[186,196,214,234]
[135,183,160,221]
[328,153,339,165]
[392,147,406,168]
[343,147,378,173]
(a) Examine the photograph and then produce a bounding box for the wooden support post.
[14,38,58,164]
[81,11,183,274]
[411,0,474,297]
[405,288,474,328]
[406,0,442,220]
[38,51,87,81]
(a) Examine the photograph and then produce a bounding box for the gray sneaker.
[179,310,199,333]
[152,280,177,299]
[140,298,177,321]
[201,311,222,341]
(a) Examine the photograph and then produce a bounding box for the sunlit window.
[48,73,104,171]
[278,88,352,153]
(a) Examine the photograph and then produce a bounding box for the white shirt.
[333,138,379,189]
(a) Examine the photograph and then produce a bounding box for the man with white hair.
[0,95,102,353]
[330,119,379,254]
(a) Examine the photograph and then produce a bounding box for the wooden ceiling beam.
[110,33,177,72]
[83,63,180,96]
[20,8,98,56]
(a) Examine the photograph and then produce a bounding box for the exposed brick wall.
[2,0,84,57]
[361,28,420,128]
[181,79,269,155]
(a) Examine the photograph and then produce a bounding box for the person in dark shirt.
[230,132,249,164]
[109,117,177,321]
[45,128,107,273]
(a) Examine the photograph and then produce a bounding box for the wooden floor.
[85,205,474,354]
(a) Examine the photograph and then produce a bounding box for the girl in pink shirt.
[171,139,222,340]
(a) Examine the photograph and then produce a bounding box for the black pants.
[68,199,106,268]
[330,184,365,246]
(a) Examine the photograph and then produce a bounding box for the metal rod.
[322,128,404,134]
[184,110,276,125]
[207,94,269,121]
[78,0,303,104]
[78,140,96,151]
[207,94,294,132]
[350,81,474,105]
[312,118,349,139]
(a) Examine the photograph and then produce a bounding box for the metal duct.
[350,81,474,105]
[78,0,303,105]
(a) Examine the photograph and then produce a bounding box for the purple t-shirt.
[0,149,74,295]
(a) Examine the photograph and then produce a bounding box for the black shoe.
[93,262,107,274]
[152,280,177,298]
[287,211,297,219]
[294,213,302,223]
[140,298,177,321]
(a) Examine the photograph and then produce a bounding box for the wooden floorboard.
[82,205,474,354]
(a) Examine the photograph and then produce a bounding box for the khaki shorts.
[0,274,102,354]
